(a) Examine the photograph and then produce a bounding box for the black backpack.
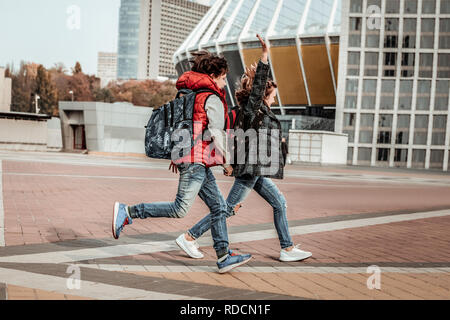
[144,88,221,160]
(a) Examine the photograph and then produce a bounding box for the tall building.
[117,0,210,81]
[336,0,450,171]
[97,52,118,88]
[0,67,12,112]
[117,0,142,80]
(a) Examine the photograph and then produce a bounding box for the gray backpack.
[144,88,220,160]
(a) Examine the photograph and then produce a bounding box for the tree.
[67,73,95,102]
[8,60,177,114]
[72,61,82,75]
[4,66,11,78]
[49,63,72,102]
[107,79,177,108]
[94,88,115,103]
[34,65,58,115]
[51,62,68,74]
[9,61,39,113]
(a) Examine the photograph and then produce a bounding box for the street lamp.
[35,94,40,114]
[69,90,74,102]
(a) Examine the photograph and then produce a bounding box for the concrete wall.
[0,118,48,151]
[288,130,348,165]
[46,117,63,151]
[59,101,153,154]
[321,133,349,165]
[0,68,12,112]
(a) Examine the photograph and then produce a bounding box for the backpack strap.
[191,89,224,149]
[196,89,226,119]
[195,89,223,111]
[225,106,240,130]
[194,88,222,99]
[176,88,193,99]
[176,88,221,100]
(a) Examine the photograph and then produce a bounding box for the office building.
[97,52,118,87]
[117,0,210,80]
[336,0,450,170]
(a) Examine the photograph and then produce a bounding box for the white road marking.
[1,150,450,186]
[0,209,449,264]
[4,171,432,188]
[0,267,205,300]
[73,264,450,274]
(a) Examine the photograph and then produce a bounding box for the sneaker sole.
[218,256,252,274]
[175,237,204,259]
[112,202,119,240]
[279,252,312,262]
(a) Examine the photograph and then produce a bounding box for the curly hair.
[235,63,277,107]
[189,51,229,77]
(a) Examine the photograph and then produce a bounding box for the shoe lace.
[284,244,301,252]
[229,250,238,257]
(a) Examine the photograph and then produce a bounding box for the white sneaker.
[175,234,204,259]
[280,244,312,262]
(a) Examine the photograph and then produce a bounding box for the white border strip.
[0,267,203,300]
[1,209,449,264]
[75,264,450,275]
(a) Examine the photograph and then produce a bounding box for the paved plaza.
[0,150,449,300]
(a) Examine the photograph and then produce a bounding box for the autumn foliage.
[107,80,177,108]
[5,61,177,116]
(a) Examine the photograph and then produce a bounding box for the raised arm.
[245,34,271,113]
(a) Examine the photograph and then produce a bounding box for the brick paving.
[0,150,449,300]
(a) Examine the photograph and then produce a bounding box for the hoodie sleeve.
[204,94,229,164]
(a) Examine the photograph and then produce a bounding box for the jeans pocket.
[180,163,204,177]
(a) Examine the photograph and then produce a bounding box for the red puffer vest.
[175,71,228,168]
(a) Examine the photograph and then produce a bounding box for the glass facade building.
[117,0,141,80]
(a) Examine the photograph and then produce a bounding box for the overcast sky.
[0,0,121,75]
[0,0,218,75]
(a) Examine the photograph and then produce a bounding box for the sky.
[0,0,121,75]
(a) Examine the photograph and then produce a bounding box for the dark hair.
[235,66,277,107]
[189,51,229,78]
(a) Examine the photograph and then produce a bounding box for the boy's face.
[211,72,227,90]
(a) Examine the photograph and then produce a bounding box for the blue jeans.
[188,176,294,249]
[129,163,229,258]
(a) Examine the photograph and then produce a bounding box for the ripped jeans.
[188,176,294,249]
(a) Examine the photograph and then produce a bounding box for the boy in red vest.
[112,52,252,273]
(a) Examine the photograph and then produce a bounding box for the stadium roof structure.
[174,0,342,114]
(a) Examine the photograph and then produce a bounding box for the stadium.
[173,0,342,134]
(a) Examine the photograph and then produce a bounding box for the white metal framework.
[173,0,341,113]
